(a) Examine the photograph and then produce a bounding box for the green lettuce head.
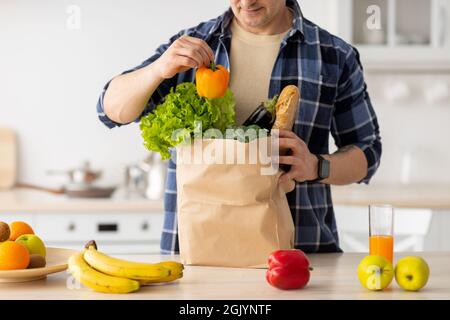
[140,82,236,160]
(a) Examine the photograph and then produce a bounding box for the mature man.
[97,0,382,253]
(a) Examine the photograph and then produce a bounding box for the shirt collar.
[209,0,305,42]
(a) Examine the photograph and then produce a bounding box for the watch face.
[320,159,330,179]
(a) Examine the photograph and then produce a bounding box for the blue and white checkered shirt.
[97,0,382,254]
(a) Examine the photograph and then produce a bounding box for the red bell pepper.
[266,249,312,290]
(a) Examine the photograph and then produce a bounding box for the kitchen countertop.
[2,183,450,213]
[0,188,163,213]
[1,252,449,300]
[331,184,450,209]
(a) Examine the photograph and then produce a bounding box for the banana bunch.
[67,240,184,294]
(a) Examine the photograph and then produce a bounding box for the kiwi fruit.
[28,254,46,268]
[0,222,10,242]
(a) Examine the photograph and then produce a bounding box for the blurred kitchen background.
[1,0,449,254]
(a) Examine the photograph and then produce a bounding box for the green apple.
[395,256,430,291]
[15,234,46,258]
[357,255,394,291]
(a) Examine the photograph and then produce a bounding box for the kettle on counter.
[123,152,167,200]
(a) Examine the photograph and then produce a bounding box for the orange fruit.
[9,221,34,241]
[0,241,30,270]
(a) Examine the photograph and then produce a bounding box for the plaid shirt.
[97,0,382,254]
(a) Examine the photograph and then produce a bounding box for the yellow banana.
[83,244,170,281]
[68,252,140,294]
[139,272,183,285]
[139,261,184,285]
[156,261,184,274]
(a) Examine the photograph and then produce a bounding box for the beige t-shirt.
[229,19,290,125]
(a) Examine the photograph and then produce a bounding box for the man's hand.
[103,35,214,125]
[276,129,318,183]
[275,130,370,185]
[154,35,215,80]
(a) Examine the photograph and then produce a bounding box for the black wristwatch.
[310,154,330,182]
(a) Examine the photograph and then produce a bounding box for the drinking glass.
[369,204,394,263]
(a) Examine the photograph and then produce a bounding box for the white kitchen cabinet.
[0,213,35,226]
[34,212,164,254]
[0,189,166,254]
[0,211,164,254]
[334,0,450,70]
[34,212,162,241]
[300,0,450,70]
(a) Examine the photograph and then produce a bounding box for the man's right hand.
[154,35,215,80]
[103,35,215,124]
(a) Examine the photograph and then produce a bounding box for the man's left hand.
[276,129,319,183]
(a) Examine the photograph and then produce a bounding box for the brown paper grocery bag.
[176,137,295,268]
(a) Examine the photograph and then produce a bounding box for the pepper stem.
[209,60,217,72]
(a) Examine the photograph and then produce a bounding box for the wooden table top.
[1,252,449,300]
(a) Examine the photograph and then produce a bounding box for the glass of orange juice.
[369,204,394,263]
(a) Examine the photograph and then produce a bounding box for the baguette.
[272,85,300,131]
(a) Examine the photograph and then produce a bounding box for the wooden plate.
[0,247,77,283]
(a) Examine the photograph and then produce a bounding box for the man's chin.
[240,17,267,29]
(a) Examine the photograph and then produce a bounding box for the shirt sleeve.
[331,46,382,184]
[96,31,184,129]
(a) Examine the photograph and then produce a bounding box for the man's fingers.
[278,156,300,165]
[279,171,296,183]
[174,55,198,69]
[276,129,297,138]
[275,129,307,148]
[278,138,301,153]
[277,130,305,144]
[180,40,210,66]
[182,36,215,61]
[181,36,215,65]
[176,47,204,68]
[198,46,213,67]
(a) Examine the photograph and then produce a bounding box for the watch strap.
[309,154,329,183]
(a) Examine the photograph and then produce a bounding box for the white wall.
[1,0,449,187]
[0,0,229,186]
[299,0,340,34]
[0,0,354,187]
